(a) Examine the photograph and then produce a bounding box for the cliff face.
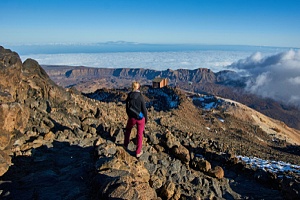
[44,66,227,94]
[61,67,219,83]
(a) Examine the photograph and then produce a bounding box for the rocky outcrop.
[0,47,71,164]
[94,138,157,199]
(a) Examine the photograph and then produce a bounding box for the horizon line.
[2,41,299,50]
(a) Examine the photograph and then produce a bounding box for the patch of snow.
[218,118,225,123]
[192,94,224,110]
[193,97,205,101]
[169,101,178,108]
[204,102,216,110]
[237,155,300,175]
[204,96,215,100]
[148,88,179,109]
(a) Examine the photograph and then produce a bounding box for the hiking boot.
[136,150,143,158]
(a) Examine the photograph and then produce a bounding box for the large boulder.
[160,181,176,200]
[164,130,191,163]
[208,166,224,179]
[191,157,212,172]
[94,142,157,199]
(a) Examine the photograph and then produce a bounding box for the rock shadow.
[0,141,96,200]
[272,144,300,157]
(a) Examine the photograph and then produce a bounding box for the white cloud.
[289,95,300,106]
[228,49,300,107]
[288,76,300,85]
[246,72,271,95]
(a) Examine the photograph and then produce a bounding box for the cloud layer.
[228,50,300,107]
[20,50,252,72]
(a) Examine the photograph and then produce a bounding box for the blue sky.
[1,0,300,48]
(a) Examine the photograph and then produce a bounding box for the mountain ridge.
[43,65,300,131]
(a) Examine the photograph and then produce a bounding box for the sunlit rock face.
[0,46,72,176]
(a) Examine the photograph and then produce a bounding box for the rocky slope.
[0,46,299,199]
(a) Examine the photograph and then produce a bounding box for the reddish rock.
[208,166,224,179]
[193,159,211,172]
[160,181,175,200]
[95,147,157,199]
[172,145,190,164]
[44,131,55,141]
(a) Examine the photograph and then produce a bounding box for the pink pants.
[124,117,145,155]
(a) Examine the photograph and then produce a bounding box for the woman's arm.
[140,95,147,123]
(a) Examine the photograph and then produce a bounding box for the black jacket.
[126,91,147,123]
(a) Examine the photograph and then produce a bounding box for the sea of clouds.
[19,46,300,107]
[20,50,251,72]
[227,49,300,108]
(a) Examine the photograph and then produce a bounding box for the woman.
[124,81,147,158]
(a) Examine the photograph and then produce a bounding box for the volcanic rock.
[208,166,224,179]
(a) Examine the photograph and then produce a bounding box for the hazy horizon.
[6,42,295,55]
